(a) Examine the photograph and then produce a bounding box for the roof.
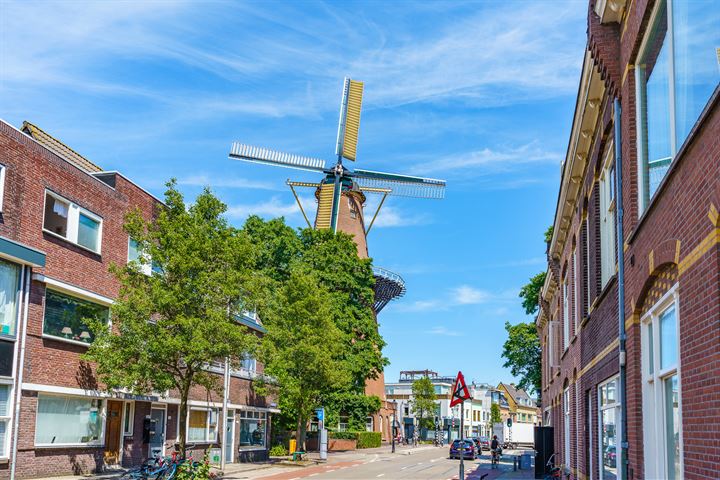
[21,121,103,173]
[499,383,534,406]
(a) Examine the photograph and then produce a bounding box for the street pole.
[392,400,397,453]
[460,401,466,480]
[220,356,230,471]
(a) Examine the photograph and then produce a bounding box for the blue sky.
[1,1,587,390]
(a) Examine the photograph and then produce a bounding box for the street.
[224,447,534,480]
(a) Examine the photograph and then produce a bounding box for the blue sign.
[315,407,324,421]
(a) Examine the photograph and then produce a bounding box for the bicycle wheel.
[156,464,177,480]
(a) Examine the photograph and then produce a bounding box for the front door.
[149,408,166,459]
[104,400,123,465]
[224,410,235,463]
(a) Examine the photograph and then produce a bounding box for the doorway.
[104,400,123,465]
[149,407,166,459]
[225,410,235,463]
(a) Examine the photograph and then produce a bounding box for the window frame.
[42,190,103,254]
[122,401,135,437]
[641,283,683,479]
[34,393,106,448]
[0,258,21,340]
[0,380,13,459]
[573,249,579,333]
[186,407,218,444]
[0,164,6,213]
[563,387,570,470]
[562,276,570,350]
[599,142,616,287]
[42,287,111,347]
[598,375,622,480]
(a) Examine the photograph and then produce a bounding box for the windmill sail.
[230,142,327,172]
[335,78,364,162]
[352,169,446,199]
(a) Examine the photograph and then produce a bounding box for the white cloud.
[178,175,279,191]
[225,196,300,220]
[451,285,491,305]
[425,326,461,337]
[393,299,442,312]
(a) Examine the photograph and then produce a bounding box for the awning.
[0,235,46,267]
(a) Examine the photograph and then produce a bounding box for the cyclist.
[490,435,501,468]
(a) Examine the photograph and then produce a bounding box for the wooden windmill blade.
[335,78,364,162]
[229,142,328,173]
[352,169,446,199]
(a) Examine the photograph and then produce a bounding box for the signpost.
[451,371,472,480]
[316,407,327,460]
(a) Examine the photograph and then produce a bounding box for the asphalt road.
[249,447,533,480]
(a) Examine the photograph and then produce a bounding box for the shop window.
[188,408,218,443]
[0,260,19,337]
[43,289,109,345]
[35,394,104,446]
[43,191,102,253]
[636,0,720,211]
[238,410,266,449]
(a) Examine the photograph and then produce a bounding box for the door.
[104,400,123,465]
[224,410,235,463]
[149,408,166,459]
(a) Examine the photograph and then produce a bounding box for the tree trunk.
[295,416,303,452]
[178,381,191,459]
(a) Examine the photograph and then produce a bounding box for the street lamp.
[392,400,397,453]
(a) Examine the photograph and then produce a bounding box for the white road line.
[400,466,409,470]
[309,474,319,477]
[377,475,385,478]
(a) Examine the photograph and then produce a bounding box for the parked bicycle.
[543,453,563,479]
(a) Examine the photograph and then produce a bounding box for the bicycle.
[543,453,563,479]
[490,447,502,469]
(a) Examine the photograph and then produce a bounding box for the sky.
[0,0,588,391]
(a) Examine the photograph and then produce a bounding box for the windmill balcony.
[372,266,406,313]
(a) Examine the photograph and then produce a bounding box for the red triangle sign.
[450,371,471,407]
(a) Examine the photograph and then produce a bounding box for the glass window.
[563,278,569,349]
[664,375,680,480]
[0,260,19,337]
[599,377,620,479]
[660,305,677,370]
[238,411,266,449]
[564,388,570,469]
[123,402,134,436]
[187,408,218,443]
[0,385,10,457]
[600,146,616,287]
[128,238,160,275]
[241,354,256,373]
[0,341,13,378]
[43,289,109,344]
[366,416,374,432]
[637,0,720,209]
[35,394,103,446]
[43,194,69,238]
[0,164,6,212]
[77,213,100,251]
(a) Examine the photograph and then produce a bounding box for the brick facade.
[539,1,719,479]
[0,120,275,477]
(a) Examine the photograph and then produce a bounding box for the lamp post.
[392,400,397,453]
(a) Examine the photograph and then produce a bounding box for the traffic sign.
[450,371,471,407]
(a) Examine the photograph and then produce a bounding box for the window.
[0,259,20,337]
[584,217,591,311]
[43,289,109,345]
[0,164,5,212]
[35,394,104,446]
[238,411,266,449]
[43,192,103,253]
[636,0,720,211]
[600,144,616,287]
[0,384,10,457]
[187,408,218,443]
[128,238,160,275]
[642,287,682,479]
[564,388,570,469]
[599,376,621,479]
[366,416,374,432]
[573,250,579,332]
[338,415,349,431]
[241,354,256,373]
[123,402,134,436]
[562,277,570,349]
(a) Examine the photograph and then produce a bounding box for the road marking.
[377,475,385,478]
[309,474,318,477]
[400,466,409,470]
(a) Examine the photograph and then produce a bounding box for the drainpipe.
[10,266,30,479]
[614,98,628,480]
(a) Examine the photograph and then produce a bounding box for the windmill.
[229,78,445,313]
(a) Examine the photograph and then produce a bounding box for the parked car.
[478,436,490,451]
[603,446,617,468]
[470,437,482,452]
[449,439,476,460]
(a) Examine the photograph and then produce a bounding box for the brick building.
[538,1,719,479]
[0,120,275,478]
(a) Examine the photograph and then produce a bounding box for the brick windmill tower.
[229,78,445,438]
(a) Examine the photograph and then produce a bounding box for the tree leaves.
[501,321,541,396]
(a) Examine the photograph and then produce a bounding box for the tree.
[490,403,502,425]
[84,182,257,457]
[501,321,541,395]
[518,271,546,316]
[256,268,348,449]
[411,376,437,433]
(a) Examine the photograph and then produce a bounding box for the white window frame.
[43,190,103,254]
[0,164,6,213]
[41,287,110,347]
[599,143,616,288]
[598,375,622,480]
[562,277,570,350]
[573,250,579,333]
[641,284,683,479]
[0,380,13,459]
[563,387,570,470]
[585,217,591,311]
[34,393,106,448]
[186,407,218,444]
[122,401,135,436]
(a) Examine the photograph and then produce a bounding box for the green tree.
[490,403,502,425]
[411,376,437,432]
[501,321,541,395]
[84,182,257,458]
[518,271,546,316]
[257,268,348,449]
